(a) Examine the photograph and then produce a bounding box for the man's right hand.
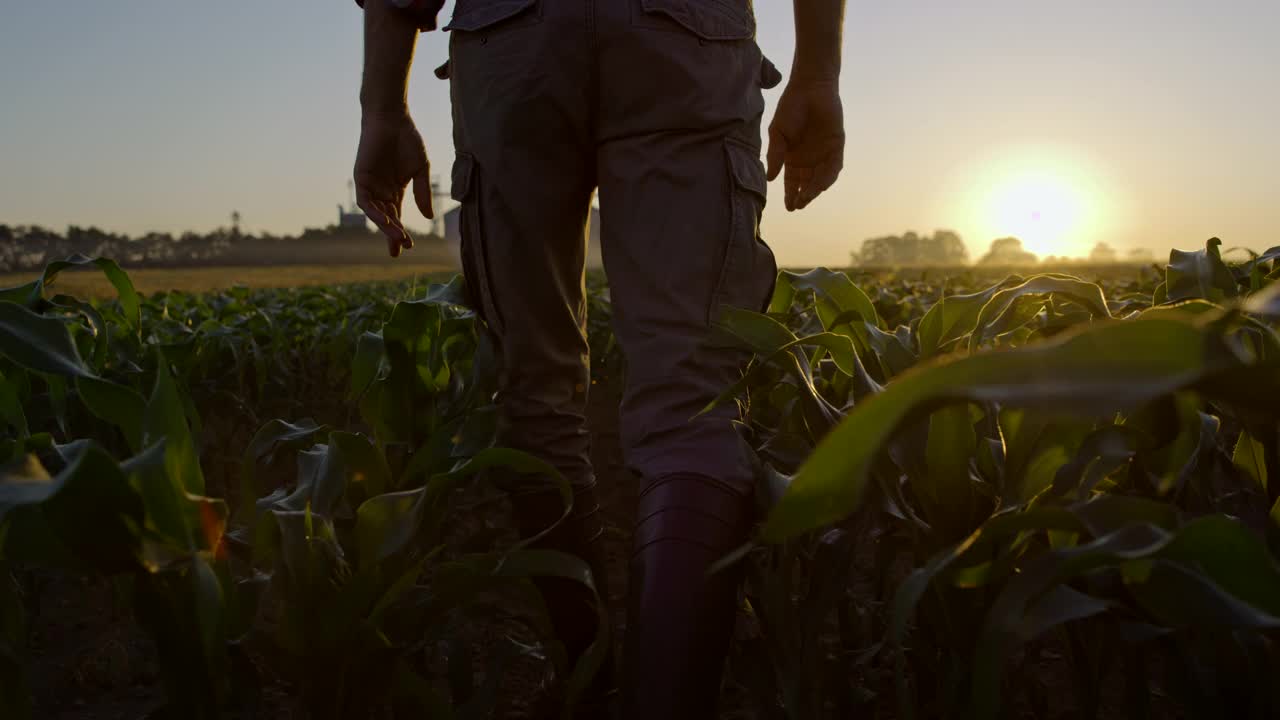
[766,79,845,212]
[354,109,435,258]
[770,0,847,211]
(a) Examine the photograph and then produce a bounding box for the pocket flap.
[444,0,537,32]
[640,0,754,41]
[725,142,767,201]
[760,56,782,90]
[451,153,476,202]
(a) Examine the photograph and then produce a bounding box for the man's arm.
[360,0,421,112]
[791,0,845,83]
[767,0,847,212]
[355,0,434,257]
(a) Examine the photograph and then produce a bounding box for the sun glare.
[983,170,1091,258]
[948,144,1116,260]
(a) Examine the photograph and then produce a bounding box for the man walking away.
[353,1,846,717]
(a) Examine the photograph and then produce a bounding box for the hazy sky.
[2,1,1277,265]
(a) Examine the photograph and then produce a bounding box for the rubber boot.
[509,480,618,719]
[619,473,754,720]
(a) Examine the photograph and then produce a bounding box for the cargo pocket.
[760,55,782,89]
[710,140,778,325]
[444,0,541,34]
[451,153,505,335]
[633,0,755,40]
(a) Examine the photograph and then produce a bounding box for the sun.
[983,170,1092,258]
[947,144,1114,260]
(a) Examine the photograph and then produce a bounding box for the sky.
[1,0,1277,266]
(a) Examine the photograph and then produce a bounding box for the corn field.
[1,238,1277,719]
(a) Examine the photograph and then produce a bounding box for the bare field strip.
[0,263,457,297]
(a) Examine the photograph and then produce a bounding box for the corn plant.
[0,258,610,719]
[717,239,1279,719]
[232,280,609,718]
[0,258,249,717]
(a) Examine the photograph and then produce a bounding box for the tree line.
[0,223,442,272]
[851,230,1156,267]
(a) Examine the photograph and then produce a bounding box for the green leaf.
[42,256,141,335]
[262,443,347,517]
[144,354,205,495]
[889,505,1086,718]
[713,303,802,357]
[356,488,425,567]
[1157,514,1280,616]
[350,331,385,399]
[709,306,844,429]
[916,278,1018,357]
[0,281,40,308]
[1245,281,1280,319]
[1232,430,1268,489]
[1152,281,1168,305]
[76,376,145,452]
[922,404,978,538]
[1166,238,1239,303]
[973,524,1172,718]
[1072,494,1179,536]
[0,444,144,573]
[1018,584,1110,641]
[331,431,392,499]
[0,256,141,339]
[0,302,92,378]
[969,274,1112,351]
[0,369,29,437]
[424,449,573,548]
[132,556,230,715]
[48,294,109,367]
[238,418,327,520]
[126,439,228,560]
[762,313,1238,542]
[359,448,570,567]
[488,549,610,715]
[775,267,884,330]
[1127,560,1280,630]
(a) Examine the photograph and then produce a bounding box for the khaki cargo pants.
[447,0,778,495]
[444,0,780,709]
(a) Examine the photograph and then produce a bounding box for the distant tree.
[1088,242,1118,264]
[929,230,969,265]
[24,225,53,240]
[1127,247,1155,263]
[0,225,11,242]
[856,236,893,266]
[855,229,969,266]
[979,237,1038,266]
[138,232,176,245]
